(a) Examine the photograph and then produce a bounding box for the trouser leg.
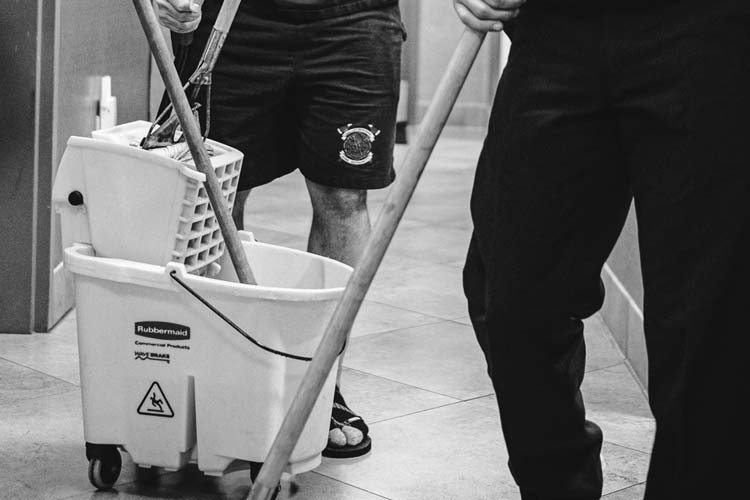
[610,3,750,498]
[464,8,631,498]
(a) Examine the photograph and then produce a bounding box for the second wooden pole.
[247,28,487,500]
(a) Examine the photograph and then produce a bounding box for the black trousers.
[463,2,750,499]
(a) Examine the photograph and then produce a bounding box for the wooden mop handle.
[172,0,241,42]
[132,0,257,285]
[187,0,243,84]
[247,28,487,500]
[214,0,243,33]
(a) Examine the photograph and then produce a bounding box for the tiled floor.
[0,132,654,499]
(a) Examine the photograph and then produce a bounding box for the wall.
[48,0,151,327]
[415,1,502,127]
[601,206,648,386]
[0,1,47,333]
[0,0,150,333]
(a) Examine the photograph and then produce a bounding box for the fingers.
[453,0,525,32]
[154,0,203,33]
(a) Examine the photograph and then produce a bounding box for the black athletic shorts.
[172,1,406,191]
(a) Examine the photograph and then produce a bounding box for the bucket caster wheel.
[249,462,281,500]
[85,443,122,490]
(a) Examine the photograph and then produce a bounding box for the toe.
[328,428,347,447]
[342,425,364,446]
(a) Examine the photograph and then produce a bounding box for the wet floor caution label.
[137,381,174,418]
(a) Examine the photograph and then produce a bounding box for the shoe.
[322,386,372,459]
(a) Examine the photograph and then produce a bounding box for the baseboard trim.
[48,261,75,332]
[603,264,643,319]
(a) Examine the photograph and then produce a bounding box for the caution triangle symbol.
[137,381,174,418]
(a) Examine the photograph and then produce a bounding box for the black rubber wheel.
[87,448,122,490]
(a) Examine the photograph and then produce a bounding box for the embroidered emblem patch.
[337,124,381,165]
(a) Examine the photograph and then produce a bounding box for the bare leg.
[305,179,372,455]
[305,178,369,378]
[232,189,251,230]
[304,179,370,267]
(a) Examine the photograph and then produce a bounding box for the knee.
[311,186,368,219]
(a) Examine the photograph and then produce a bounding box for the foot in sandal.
[322,385,371,459]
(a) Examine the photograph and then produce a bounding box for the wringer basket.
[52,121,243,274]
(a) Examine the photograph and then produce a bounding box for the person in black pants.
[156,0,407,459]
[455,0,749,498]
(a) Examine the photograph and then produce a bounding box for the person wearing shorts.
[156,0,406,459]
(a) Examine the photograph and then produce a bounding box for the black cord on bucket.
[169,271,346,362]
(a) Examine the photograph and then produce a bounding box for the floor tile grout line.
[364,299,447,320]
[457,393,496,404]
[350,319,448,341]
[585,361,633,375]
[0,356,80,388]
[364,301,470,321]
[342,367,471,404]
[309,472,393,499]
[622,357,649,398]
[587,316,651,399]
[447,315,470,322]
[368,396,495,427]
[377,255,468,272]
[364,299,468,324]
[342,368,497,425]
[446,318,472,328]
[583,361,653,411]
[582,364,654,455]
[360,301,473,324]
[381,255,466,267]
[0,386,79,408]
[602,439,653,456]
[602,481,647,498]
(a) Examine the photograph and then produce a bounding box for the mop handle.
[174,0,241,47]
[132,0,257,286]
[213,0,243,33]
[247,28,487,500]
[189,0,243,84]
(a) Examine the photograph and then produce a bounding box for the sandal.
[322,386,372,459]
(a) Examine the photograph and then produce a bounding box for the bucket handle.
[169,271,345,362]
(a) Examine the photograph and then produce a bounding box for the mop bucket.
[64,232,352,481]
[52,121,243,274]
